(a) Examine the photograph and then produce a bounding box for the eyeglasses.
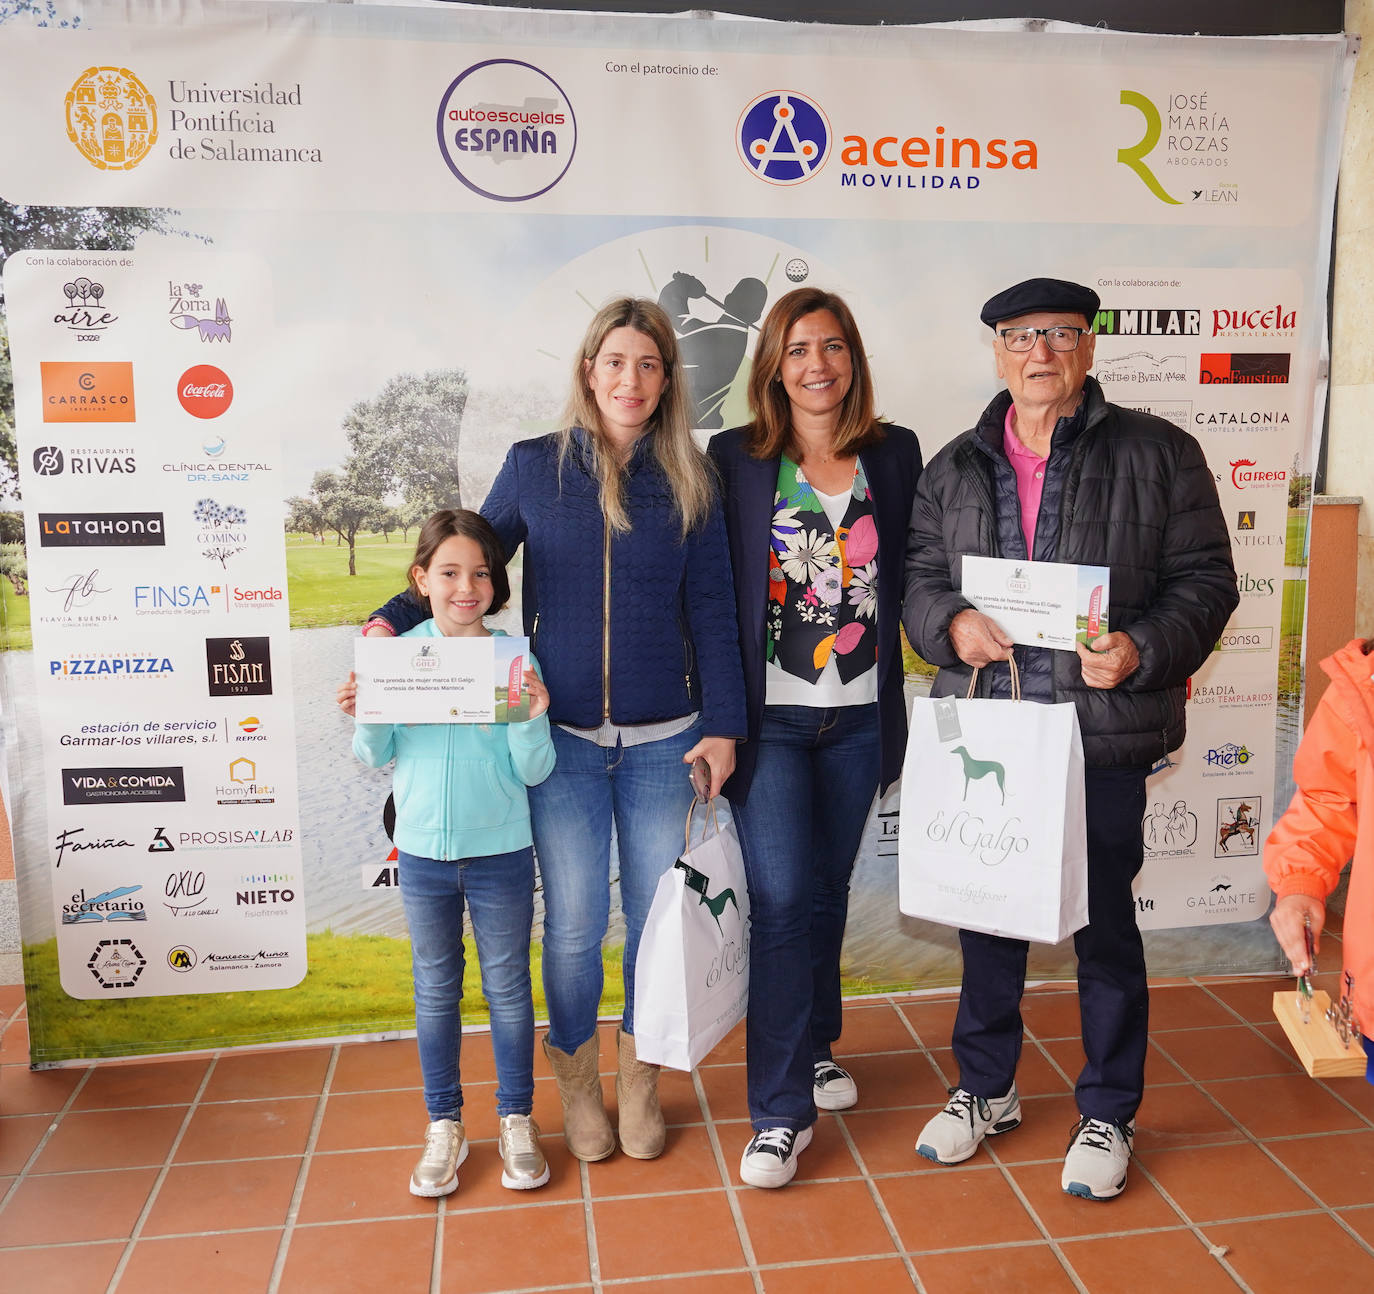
[996,326,1090,352]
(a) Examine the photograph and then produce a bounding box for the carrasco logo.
[39,512,164,548]
[178,365,233,418]
[41,361,135,422]
[65,67,158,171]
[1199,353,1290,384]
[737,90,831,185]
[436,59,577,202]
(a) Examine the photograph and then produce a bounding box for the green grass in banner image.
[23,934,626,1063]
[0,568,32,651]
[285,531,420,629]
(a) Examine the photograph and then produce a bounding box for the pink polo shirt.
[1003,405,1047,555]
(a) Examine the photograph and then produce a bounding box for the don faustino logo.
[437,58,576,202]
[1215,797,1261,857]
[205,636,272,696]
[87,937,147,989]
[1116,88,1231,206]
[193,498,247,567]
[61,765,186,806]
[39,511,164,548]
[1199,353,1290,384]
[215,757,276,807]
[32,443,135,476]
[38,568,117,630]
[53,277,118,337]
[1092,308,1199,336]
[40,361,135,422]
[62,885,146,924]
[168,280,231,342]
[48,652,173,680]
[66,66,158,171]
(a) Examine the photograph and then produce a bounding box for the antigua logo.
[737,90,830,185]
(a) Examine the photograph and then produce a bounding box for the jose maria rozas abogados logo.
[436,59,577,202]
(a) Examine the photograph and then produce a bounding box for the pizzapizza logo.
[1229,459,1287,490]
[41,362,135,422]
[178,365,233,418]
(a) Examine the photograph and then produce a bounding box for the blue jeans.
[532,722,701,1053]
[398,848,536,1121]
[729,704,880,1129]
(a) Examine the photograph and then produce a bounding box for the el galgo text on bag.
[924,809,1031,867]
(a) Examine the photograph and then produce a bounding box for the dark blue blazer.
[707,424,923,803]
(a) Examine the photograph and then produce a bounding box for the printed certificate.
[960,557,1109,651]
[354,636,532,724]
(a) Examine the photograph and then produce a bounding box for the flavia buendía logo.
[436,59,576,202]
[66,67,158,171]
[737,90,831,185]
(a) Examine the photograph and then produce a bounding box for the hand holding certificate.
[354,635,535,724]
[961,557,1109,652]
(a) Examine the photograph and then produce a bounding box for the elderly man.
[902,277,1238,1199]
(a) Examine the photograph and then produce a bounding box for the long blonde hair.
[559,297,714,537]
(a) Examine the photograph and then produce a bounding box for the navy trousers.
[950,766,1149,1124]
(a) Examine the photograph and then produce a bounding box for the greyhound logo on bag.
[924,744,1029,866]
[676,859,748,987]
[950,745,1006,804]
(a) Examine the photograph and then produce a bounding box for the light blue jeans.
[532,722,702,1053]
[398,848,536,1121]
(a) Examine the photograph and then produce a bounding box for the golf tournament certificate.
[354,635,533,724]
[961,557,1109,651]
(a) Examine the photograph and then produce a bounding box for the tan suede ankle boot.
[615,1028,665,1160]
[543,1035,614,1162]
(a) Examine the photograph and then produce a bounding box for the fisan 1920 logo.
[65,66,158,171]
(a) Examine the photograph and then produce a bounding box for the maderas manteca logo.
[737,91,830,185]
[66,66,158,171]
[436,59,576,202]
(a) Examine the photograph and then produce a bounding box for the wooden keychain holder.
[1272,990,1366,1078]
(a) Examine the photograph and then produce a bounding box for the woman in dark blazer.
[708,288,922,1188]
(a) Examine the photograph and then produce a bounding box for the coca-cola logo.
[1229,458,1287,490]
[177,364,233,419]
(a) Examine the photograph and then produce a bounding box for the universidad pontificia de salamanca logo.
[436,59,577,202]
[66,67,157,171]
[737,90,831,185]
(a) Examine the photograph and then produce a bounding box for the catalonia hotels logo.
[1199,353,1290,385]
[737,91,831,184]
[65,66,158,171]
[41,362,135,422]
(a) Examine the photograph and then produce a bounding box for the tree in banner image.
[304,466,386,576]
[345,369,470,516]
[285,494,326,545]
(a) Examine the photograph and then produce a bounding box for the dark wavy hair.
[406,509,510,615]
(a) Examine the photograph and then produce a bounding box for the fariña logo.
[737,90,831,185]
[436,59,577,202]
[66,66,158,171]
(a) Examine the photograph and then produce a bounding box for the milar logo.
[737,90,831,185]
[1199,353,1290,384]
[62,765,187,805]
[54,277,118,336]
[1228,459,1287,490]
[205,636,273,696]
[40,361,135,422]
[39,512,164,548]
[169,281,232,342]
[178,364,233,417]
[1211,305,1296,338]
[1093,308,1199,336]
[66,67,158,171]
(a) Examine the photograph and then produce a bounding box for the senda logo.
[737,91,831,185]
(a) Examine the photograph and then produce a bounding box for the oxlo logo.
[737,90,831,185]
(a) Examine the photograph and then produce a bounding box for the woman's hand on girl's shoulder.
[336,671,358,718]
[523,668,550,720]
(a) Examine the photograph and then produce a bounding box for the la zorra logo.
[66,66,158,171]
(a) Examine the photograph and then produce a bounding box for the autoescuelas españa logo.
[737,91,830,185]
[65,66,158,171]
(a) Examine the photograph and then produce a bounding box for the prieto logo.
[737,91,830,185]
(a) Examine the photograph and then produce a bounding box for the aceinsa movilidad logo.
[737,91,830,185]
[65,66,158,171]
[436,59,577,202]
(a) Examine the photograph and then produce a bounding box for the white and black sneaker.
[1062,1116,1133,1200]
[915,1086,1021,1164]
[739,1125,814,1188]
[813,1059,858,1111]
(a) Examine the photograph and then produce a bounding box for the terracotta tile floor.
[2,953,1373,1293]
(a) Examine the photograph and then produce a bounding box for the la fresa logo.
[737,90,830,185]
[65,66,158,171]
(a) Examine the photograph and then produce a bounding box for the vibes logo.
[65,66,158,171]
[737,91,830,185]
[436,59,577,202]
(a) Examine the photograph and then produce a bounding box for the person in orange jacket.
[1264,636,1374,1083]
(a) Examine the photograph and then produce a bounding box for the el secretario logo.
[40,362,135,422]
[736,90,1037,191]
[65,67,158,171]
[178,365,233,417]
[436,60,576,202]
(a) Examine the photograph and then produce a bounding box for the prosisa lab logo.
[65,66,158,171]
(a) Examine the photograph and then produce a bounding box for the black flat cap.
[980,277,1100,329]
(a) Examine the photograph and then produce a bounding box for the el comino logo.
[737,91,830,184]
[66,66,158,171]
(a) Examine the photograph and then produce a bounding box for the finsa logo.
[65,66,158,171]
[737,91,831,185]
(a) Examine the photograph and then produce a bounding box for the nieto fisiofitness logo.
[65,66,158,171]
[436,59,577,202]
[737,91,830,185]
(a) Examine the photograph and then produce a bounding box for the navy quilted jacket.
[902,378,1238,769]
[372,431,747,736]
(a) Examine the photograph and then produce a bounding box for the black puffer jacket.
[902,378,1239,770]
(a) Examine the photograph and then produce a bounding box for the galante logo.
[40,361,135,422]
[66,66,158,171]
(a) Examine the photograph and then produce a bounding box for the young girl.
[339,509,555,1197]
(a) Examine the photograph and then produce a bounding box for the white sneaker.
[915,1086,1021,1164]
[739,1125,814,1188]
[813,1059,858,1111]
[1061,1116,1134,1200]
[409,1118,469,1197]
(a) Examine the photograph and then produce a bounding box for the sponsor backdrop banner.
[0,2,1350,1062]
